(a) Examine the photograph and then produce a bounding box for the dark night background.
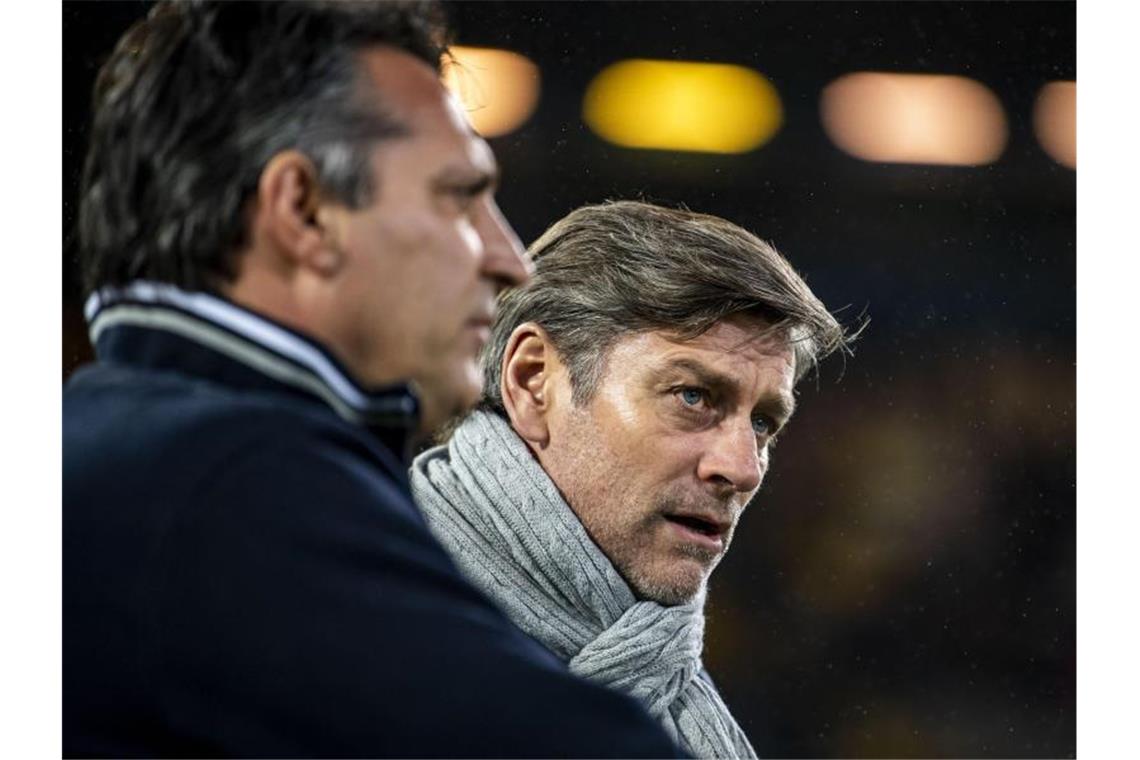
[62,2,1076,757]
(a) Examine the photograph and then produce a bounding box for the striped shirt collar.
[84,280,420,431]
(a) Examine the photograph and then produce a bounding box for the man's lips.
[662,511,731,552]
[466,314,494,342]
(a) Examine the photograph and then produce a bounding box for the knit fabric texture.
[410,410,757,758]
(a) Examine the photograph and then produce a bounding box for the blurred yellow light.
[820,72,1008,166]
[1033,81,1076,169]
[443,45,540,138]
[582,59,783,154]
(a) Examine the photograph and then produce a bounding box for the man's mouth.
[466,315,494,344]
[662,512,729,552]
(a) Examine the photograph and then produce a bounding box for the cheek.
[415,222,486,307]
[358,206,452,260]
[592,387,670,450]
[591,400,701,488]
[606,439,698,517]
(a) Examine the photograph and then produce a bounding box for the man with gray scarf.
[411,200,853,758]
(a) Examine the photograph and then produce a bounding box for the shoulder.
[193,414,422,534]
[67,361,406,484]
[65,362,425,569]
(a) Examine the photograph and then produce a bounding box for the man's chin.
[626,560,710,607]
[412,368,481,441]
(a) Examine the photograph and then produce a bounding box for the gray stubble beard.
[616,514,730,607]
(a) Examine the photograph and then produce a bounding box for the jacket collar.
[85,281,421,440]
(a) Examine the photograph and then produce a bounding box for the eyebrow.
[660,356,797,425]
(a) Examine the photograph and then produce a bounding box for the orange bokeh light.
[1033,81,1076,169]
[821,72,1008,166]
[443,46,540,138]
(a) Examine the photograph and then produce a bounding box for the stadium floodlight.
[583,59,783,154]
[443,46,541,138]
[1033,81,1076,169]
[820,72,1008,166]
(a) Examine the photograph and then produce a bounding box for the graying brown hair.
[480,200,854,413]
[79,0,449,294]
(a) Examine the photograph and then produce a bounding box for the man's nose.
[479,199,533,290]
[696,418,764,495]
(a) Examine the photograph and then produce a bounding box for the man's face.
[538,316,797,605]
[330,47,529,432]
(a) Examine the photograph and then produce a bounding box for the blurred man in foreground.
[63,3,679,756]
[412,200,854,758]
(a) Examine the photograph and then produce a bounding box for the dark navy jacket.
[63,281,681,758]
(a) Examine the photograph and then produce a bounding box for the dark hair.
[481,200,856,412]
[78,0,449,294]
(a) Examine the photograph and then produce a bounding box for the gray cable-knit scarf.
[410,410,757,759]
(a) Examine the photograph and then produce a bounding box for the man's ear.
[255,150,342,277]
[501,322,561,448]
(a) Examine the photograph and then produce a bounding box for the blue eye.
[679,388,704,406]
[751,417,772,436]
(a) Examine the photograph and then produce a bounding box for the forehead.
[607,317,797,393]
[356,46,495,169]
